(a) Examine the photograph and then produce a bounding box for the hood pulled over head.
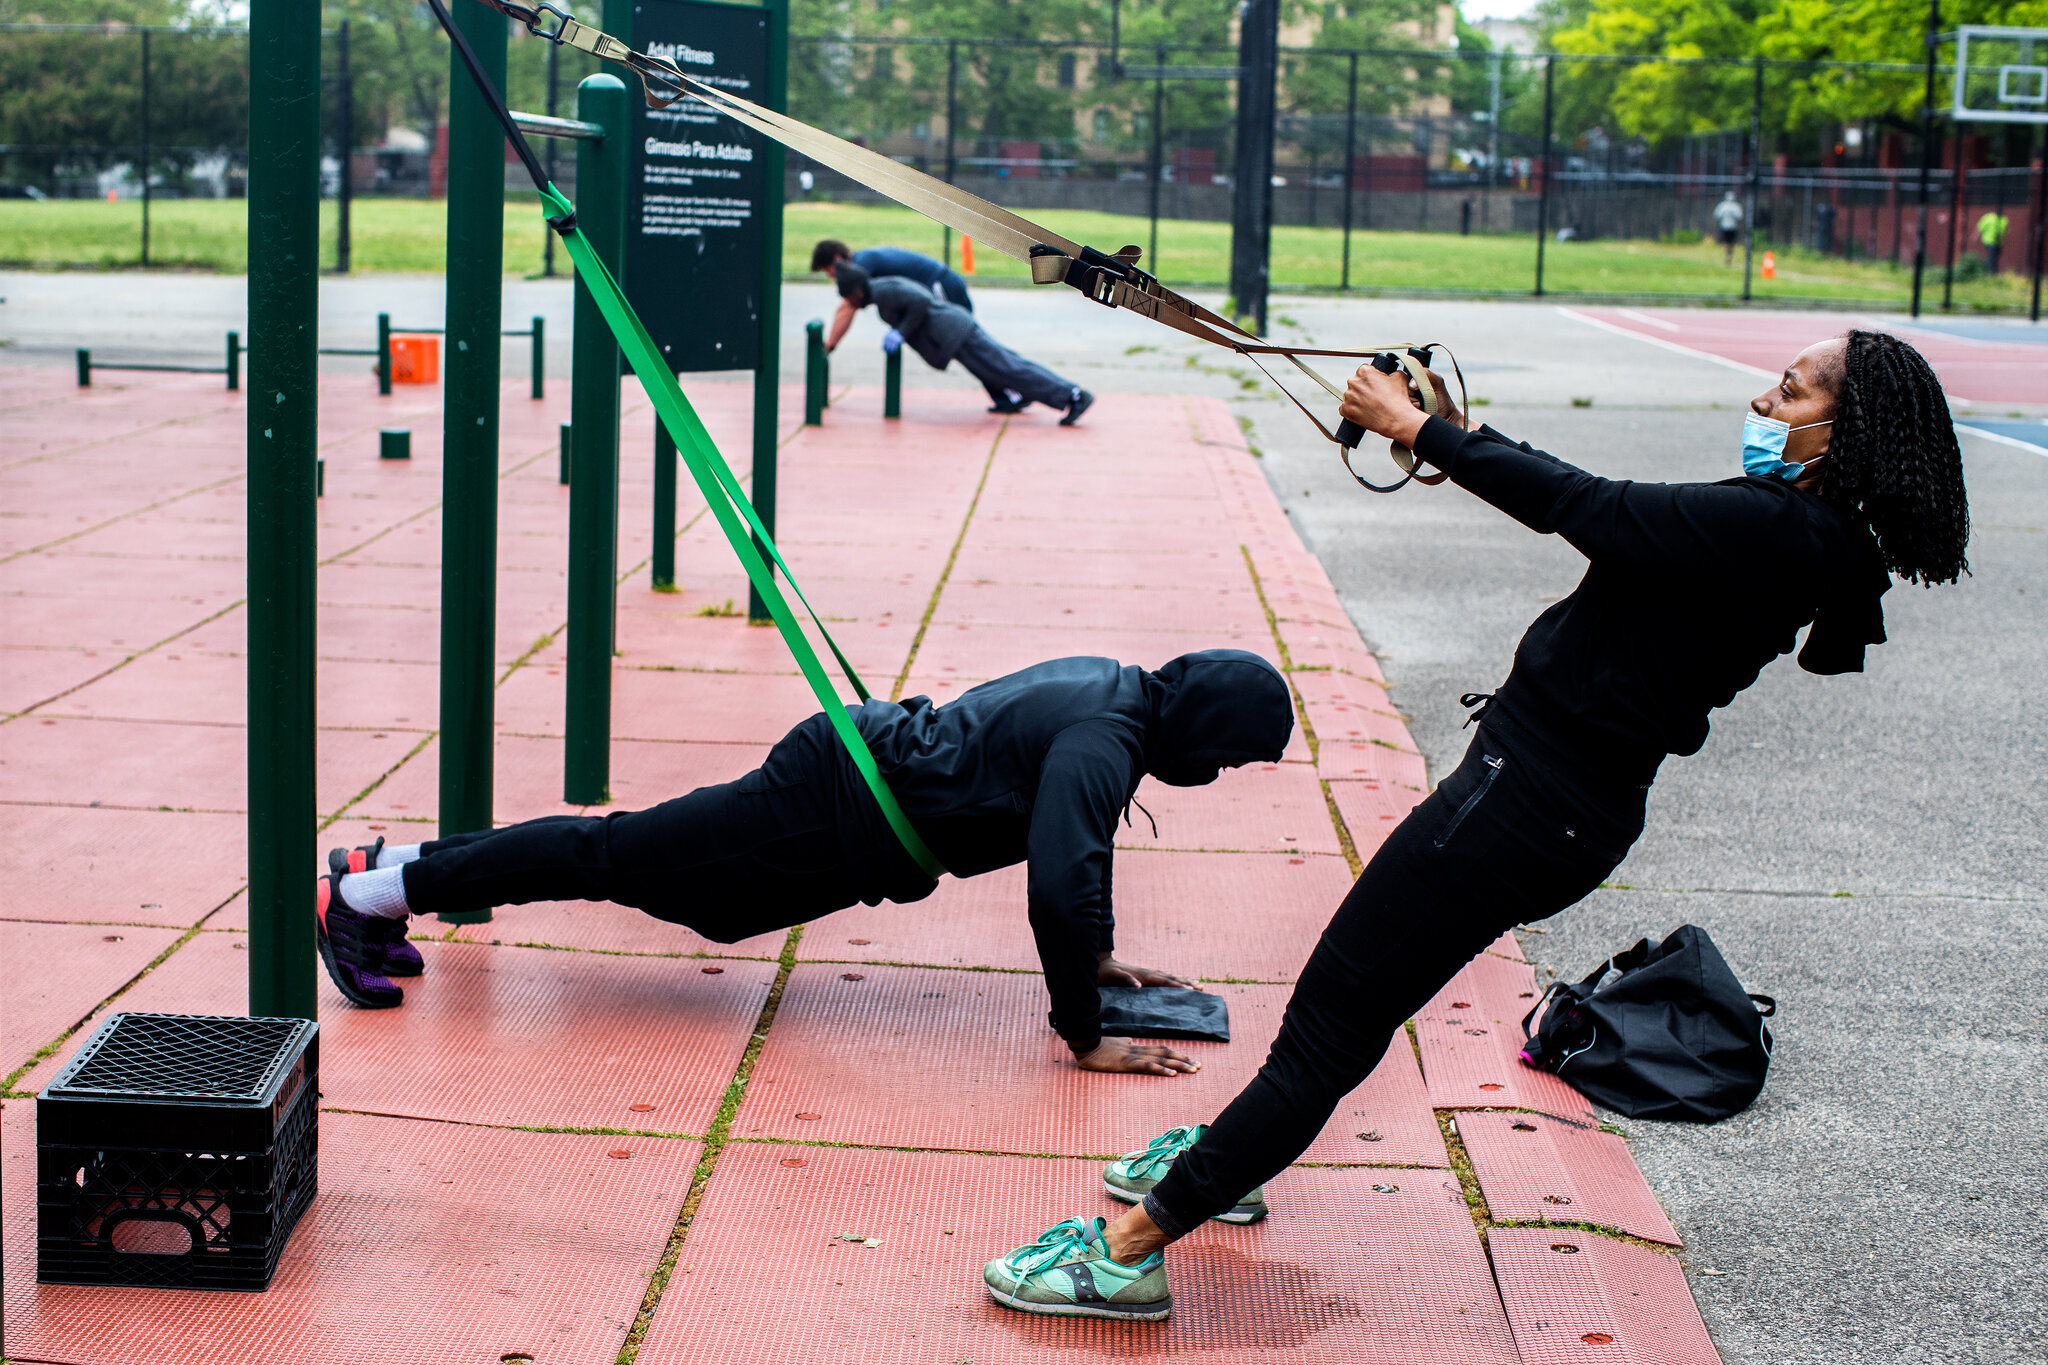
[1146,649,1293,787]
[834,261,871,302]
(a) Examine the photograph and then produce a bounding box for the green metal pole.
[246,0,320,1021]
[227,330,241,391]
[748,0,788,624]
[435,0,508,907]
[805,319,825,424]
[530,315,545,399]
[376,311,391,395]
[559,421,572,484]
[883,344,901,418]
[652,423,677,590]
[565,74,629,806]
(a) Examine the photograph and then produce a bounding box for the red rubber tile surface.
[1315,740,1431,789]
[636,1145,1515,1365]
[1486,1228,1719,1365]
[1326,777,1427,846]
[910,622,1276,682]
[447,897,787,960]
[0,803,246,926]
[806,850,1351,983]
[2,1103,701,1365]
[1417,955,1600,1126]
[937,578,1271,634]
[1488,929,1527,962]
[1458,1111,1680,1246]
[1125,767,1341,855]
[0,920,184,1074]
[315,941,775,1136]
[737,965,1445,1167]
[494,663,825,744]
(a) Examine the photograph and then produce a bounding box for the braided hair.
[1818,330,1970,586]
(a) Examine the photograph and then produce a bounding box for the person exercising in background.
[832,261,1094,424]
[315,651,1290,1072]
[983,329,1972,1319]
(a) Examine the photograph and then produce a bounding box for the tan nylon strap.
[479,0,1468,478]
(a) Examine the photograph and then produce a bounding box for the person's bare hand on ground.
[1097,954,1200,990]
[1075,1038,1201,1075]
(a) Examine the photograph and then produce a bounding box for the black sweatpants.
[400,714,932,943]
[952,328,1077,411]
[1142,721,1649,1238]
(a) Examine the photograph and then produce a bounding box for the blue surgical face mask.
[1742,411,1831,481]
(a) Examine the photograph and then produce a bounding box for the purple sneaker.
[314,872,406,1008]
[327,840,423,978]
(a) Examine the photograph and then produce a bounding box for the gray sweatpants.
[952,328,1077,411]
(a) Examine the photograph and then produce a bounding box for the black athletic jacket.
[1411,417,1891,785]
[847,651,1293,1052]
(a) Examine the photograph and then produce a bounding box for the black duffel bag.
[1518,924,1776,1123]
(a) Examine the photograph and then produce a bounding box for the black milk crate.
[37,1012,320,1291]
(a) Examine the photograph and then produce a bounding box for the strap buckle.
[1030,243,1150,310]
[518,0,574,41]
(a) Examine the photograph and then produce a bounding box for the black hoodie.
[1411,416,1891,785]
[844,651,1294,1051]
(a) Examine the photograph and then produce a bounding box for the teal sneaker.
[1102,1124,1267,1224]
[983,1216,1171,1321]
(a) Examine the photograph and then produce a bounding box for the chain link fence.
[3,22,2043,312]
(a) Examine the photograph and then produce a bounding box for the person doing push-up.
[315,651,1292,1074]
[985,329,1971,1319]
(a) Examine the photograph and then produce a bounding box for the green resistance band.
[539,183,947,883]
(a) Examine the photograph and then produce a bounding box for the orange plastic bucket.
[390,334,439,384]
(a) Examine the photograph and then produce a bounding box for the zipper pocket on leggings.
[1434,753,1505,849]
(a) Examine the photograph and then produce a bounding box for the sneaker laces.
[1001,1217,1102,1289]
[1121,1124,1202,1181]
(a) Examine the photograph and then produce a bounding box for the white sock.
[376,843,422,869]
[339,865,410,919]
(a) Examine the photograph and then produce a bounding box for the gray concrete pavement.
[5,270,2045,1361]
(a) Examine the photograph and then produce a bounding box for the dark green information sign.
[627,0,769,372]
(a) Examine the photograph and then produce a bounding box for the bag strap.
[426,0,947,884]
[1521,980,1566,1040]
[1749,993,1778,1017]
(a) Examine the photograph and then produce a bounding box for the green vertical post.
[530,315,544,399]
[883,344,901,418]
[652,423,677,590]
[559,421,573,484]
[565,74,629,806]
[76,348,90,386]
[435,0,508,911]
[376,311,391,395]
[804,319,825,424]
[747,0,789,624]
[226,330,241,391]
[246,0,320,1020]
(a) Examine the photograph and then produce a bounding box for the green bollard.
[565,74,629,807]
[530,315,544,400]
[559,422,572,485]
[436,0,509,909]
[652,422,676,591]
[76,348,90,387]
[246,0,321,1020]
[376,312,391,396]
[883,343,901,419]
[226,330,241,391]
[315,457,325,497]
[804,319,826,425]
[380,427,411,460]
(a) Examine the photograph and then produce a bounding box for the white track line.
[1616,307,1682,332]
[1555,306,1777,380]
[1956,423,2048,458]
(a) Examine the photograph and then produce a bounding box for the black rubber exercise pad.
[1096,986,1231,1043]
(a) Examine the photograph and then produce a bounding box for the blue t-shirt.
[852,246,949,288]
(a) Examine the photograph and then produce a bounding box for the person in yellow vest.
[1978,210,2009,273]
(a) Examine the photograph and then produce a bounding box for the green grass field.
[1,195,2033,312]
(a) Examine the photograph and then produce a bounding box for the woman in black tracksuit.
[1015,329,1973,1304]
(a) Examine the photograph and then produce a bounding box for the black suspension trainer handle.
[1331,352,1404,450]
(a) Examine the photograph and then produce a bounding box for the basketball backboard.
[1953,26,2048,124]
